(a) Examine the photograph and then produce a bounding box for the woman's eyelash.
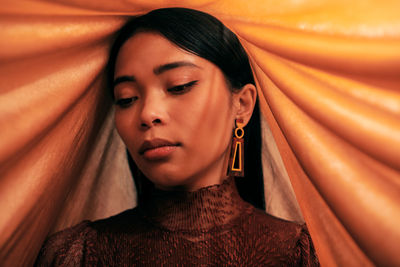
[167,80,198,94]
[115,96,138,108]
[115,81,198,107]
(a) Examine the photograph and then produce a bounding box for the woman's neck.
[139,176,252,234]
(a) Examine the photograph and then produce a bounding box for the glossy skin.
[113,32,256,191]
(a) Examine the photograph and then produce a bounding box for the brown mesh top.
[35,177,319,266]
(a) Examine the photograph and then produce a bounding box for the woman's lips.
[139,138,180,160]
[143,145,178,160]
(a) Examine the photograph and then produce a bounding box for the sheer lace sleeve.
[34,221,95,266]
[295,225,320,266]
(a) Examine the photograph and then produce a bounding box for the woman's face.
[114,32,238,191]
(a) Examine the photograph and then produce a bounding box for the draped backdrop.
[1,0,399,266]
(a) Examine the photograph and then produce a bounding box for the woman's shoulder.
[245,208,319,266]
[34,220,94,266]
[250,207,305,236]
[35,208,139,266]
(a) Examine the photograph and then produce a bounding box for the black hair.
[107,7,265,210]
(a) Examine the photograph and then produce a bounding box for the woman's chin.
[142,167,189,189]
[149,176,191,191]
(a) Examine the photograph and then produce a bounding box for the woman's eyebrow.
[113,76,135,87]
[154,61,200,75]
[113,61,199,87]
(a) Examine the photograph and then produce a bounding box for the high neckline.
[138,177,252,233]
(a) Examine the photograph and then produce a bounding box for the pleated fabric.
[0,1,399,266]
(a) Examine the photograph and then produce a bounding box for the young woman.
[36,8,319,266]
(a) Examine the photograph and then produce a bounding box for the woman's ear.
[232,83,257,126]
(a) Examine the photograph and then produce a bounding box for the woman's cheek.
[115,111,135,148]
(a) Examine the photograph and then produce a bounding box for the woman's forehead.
[114,32,214,78]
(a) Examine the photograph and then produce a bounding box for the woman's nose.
[139,95,165,129]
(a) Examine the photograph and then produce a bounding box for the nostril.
[140,118,161,129]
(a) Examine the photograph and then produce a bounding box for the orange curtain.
[1,1,399,266]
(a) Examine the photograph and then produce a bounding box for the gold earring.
[227,119,244,177]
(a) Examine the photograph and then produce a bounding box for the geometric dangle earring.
[227,119,245,177]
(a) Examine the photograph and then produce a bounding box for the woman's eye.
[167,80,198,94]
[115,97,138,108]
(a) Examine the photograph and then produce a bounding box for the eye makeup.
[115,96,138,108]
[167,80,198,94]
